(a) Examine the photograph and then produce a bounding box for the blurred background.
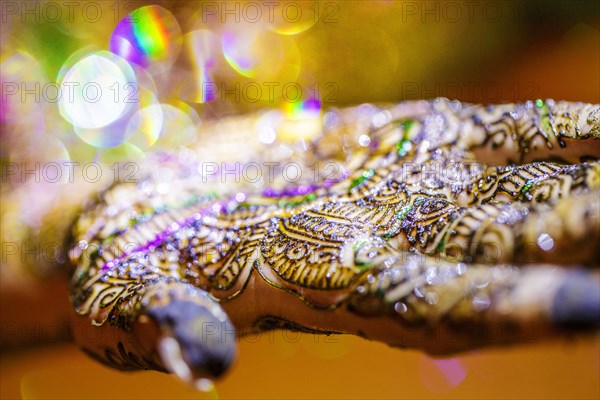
[1,0,599,398]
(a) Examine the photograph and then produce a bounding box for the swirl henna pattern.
[68,99,600,386]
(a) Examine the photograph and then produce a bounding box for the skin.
[67,98,600,387]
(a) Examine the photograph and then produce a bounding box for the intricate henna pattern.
[68,99,600,380]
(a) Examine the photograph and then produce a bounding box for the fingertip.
[150,298,237,381]
[551,271,600,327]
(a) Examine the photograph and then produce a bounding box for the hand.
[68,98,600,389]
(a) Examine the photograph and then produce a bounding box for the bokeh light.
[110,5,182,74]
[95,141,147,164]
[221,22,301,83]
[418,355,468,392]
[285,97,321,119]
[57,51,136,131]
[0,50,47,128]
[179,29,219,103]
[151,102,200,149]
[124,97,163,150]
[265,2,317,35]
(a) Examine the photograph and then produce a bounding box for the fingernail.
[150,299,237,379]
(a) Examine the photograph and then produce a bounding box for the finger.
[456,99,600,164]
[307,101,599,207]
[345,251,600,355]
[354,99,599,165]
[415,189,600,265]
[250,235,600,355]
[382,158,599,207]
[316,165,599,265]
[452,160,600,206]
[245,200,599,354]
[70,266,237,386]
[69,184,238,385]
